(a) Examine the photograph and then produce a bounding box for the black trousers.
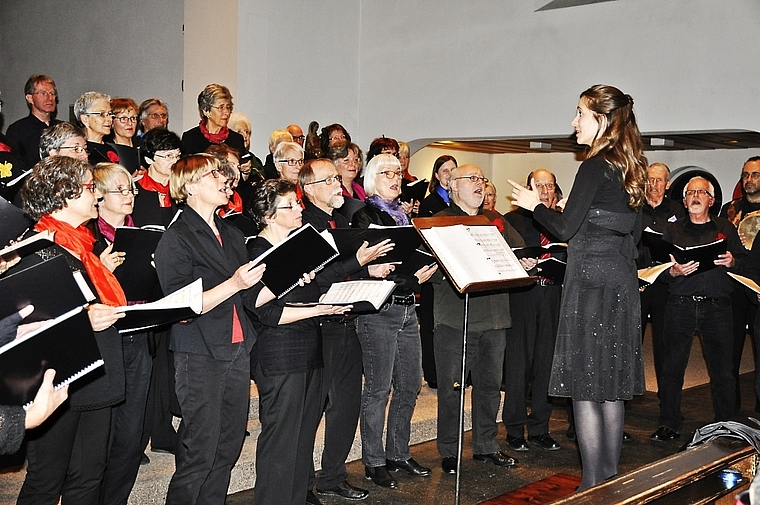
[18,405,112,505]
[730,288,757,410]
[502,284,561,438]
[640,280,670,393]
[253,363,323,505]
[309,320,363,491]
[418,283,437,385]
[141,328,178,453]
[100,333,152,505]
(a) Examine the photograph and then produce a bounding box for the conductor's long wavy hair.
[581,84,648,209]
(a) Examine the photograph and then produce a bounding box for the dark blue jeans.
[658,295,735,432]
[357,303,422,467]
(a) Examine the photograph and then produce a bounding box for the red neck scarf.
[218,190,243,217]
[138,172,172,208]
[199,119,229,144]
[35,215,127,307]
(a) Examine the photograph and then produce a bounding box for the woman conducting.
[154,154,268,505]
[510,84,647,490]
[351,154,438,489]
[245,179,349,505]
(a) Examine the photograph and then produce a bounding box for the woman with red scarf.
[181,83,246,156]
[17,156,127,505]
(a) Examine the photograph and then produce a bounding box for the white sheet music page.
[320,280,396,310]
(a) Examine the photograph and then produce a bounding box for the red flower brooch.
[106,151,120,163]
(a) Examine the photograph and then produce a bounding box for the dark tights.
[573,399,624,490]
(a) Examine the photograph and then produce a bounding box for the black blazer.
[418,191,448,217]
[155,206,262,360]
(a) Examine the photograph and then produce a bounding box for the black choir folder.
[412,216,536,294]
[249,224,340,298]
[0,230,55,262]
[326,225,422,266]
[114,278,203,333]
[112,226,164,301]
[0,305,104,408]
[512,243,568,259]
[0,195,32,249]
[672,238,727,273]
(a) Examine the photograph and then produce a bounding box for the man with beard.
[720,156,760,411]
[5,75,60,170]
[431,164,527,474]
[651,176,746,441]
[299,158,393,503]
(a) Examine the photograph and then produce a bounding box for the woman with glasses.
[181,84,246,156]
[39,122,89,162]
[154,154,268,505]
[245,179,349,505]
[134,129,183,228]
[74,91,120,166]
[17,156,127,505]
[351,154,438,490]
[482,181,498,212]
[510,85,648,490]
[105,97,141,173]
[328,143,365,201]
[273,141,305,184]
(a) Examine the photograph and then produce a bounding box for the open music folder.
[412,216,535,294]
[114,278,203,333]
[0,305,103,408]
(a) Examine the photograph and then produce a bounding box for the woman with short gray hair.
[181,83,246,156]
[74,91,120,165]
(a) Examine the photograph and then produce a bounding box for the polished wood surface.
[479,473,581,505]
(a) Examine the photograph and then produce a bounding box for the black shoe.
[427,381,438,389]
[317,481,369,500]
[650,426,680,441]
[528,434,561,451]
[140,453,150,465]
[306,490,323,505]
[566,425,577,441]
[441,457,458,475]
[151,446,175,455]
[473,451,517,467]
[364,466,398,489]
[386,458,431,477]
[506,435,529,451]
[623,431,632,442]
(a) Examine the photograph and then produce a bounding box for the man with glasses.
[138,98,169,136]
[6,75,61,170]
[651,176,746,442]
[287,124,305,148]
[720,156,760,412]
[638,163,684,396]
[430,164,527,475]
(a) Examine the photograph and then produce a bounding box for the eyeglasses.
[108,187,139,196]
[304,175,343,186]
[277,158,304,166]
[329,134,346,142]
[339,156,361,166]
[454,175,489,184]
[81,183,97,193]
[210,104,233,112]
[147,112,168,120]
[114,115,138,124]
[379,170,403,180]
[57,145,88,154]
[276,200,302,211]
[292,135,305,142]
[154,151,181,162]
[741,172,760,180]
[533,182,555,191]
[31,90,57,98]
[84,111,114,119]
[202,169,221,179]
[685,189,712,198]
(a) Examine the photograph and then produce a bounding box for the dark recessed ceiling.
[427,130,760,155]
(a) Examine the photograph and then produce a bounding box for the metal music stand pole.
[454,292,469,505]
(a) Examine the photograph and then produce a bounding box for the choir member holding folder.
[154,154,268,505]
[88,162,151,504]
[245,178,351,505]
[17,156,127,505]
[351,154,438,489]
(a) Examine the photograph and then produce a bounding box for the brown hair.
[170,153,220,203]
[22,157,91,221]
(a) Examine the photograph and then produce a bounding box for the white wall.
[0,0,184,131]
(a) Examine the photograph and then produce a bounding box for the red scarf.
[199,119,229,144]
[35,215,127,307]
[219,190,243,217]
[138,172,172,208]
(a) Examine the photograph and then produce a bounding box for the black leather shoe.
[305,490,322,505]
[650,426,680,442]
[441,457,458,474]
[473,451,517,467]
[528,434,561,451]
[317,481,369,500]
[507,435,529,451]
[386,458,431,477]
[140,453,150,465]
[623,431,632,442]
[364,466,398,489]
[566,424,577,441]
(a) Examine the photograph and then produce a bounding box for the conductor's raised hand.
[414,264,438,284]
[508,179,541,212]
[356,239,394,266]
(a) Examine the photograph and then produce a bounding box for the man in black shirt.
[5,75,60,171]
[638,163,685,394]
[720,156,760,411]
[651,176,746,441]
